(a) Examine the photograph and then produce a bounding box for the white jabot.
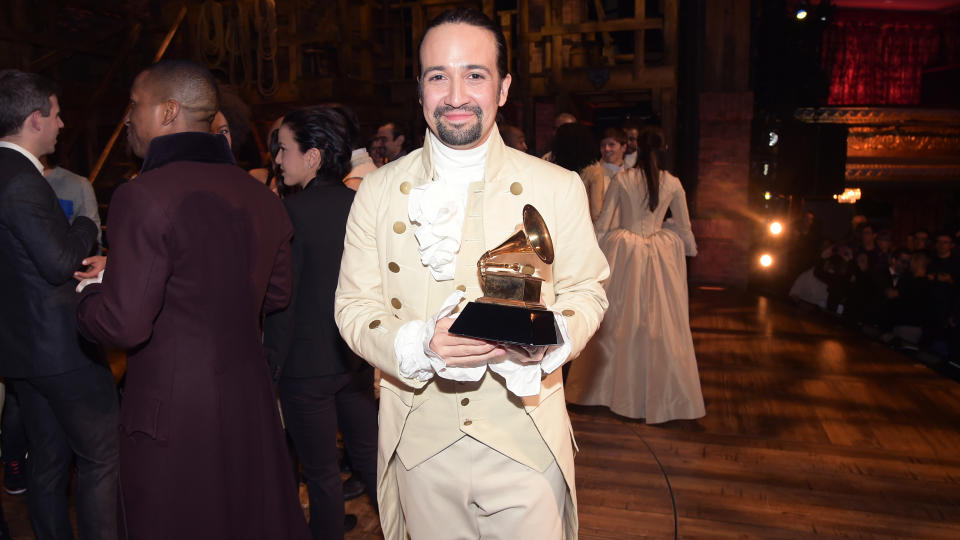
[624,151,638,169]
[396,130,572,397]
[407,132,491,281]
[0,141,43,174]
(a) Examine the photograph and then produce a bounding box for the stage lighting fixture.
[795,5,809,20]
[815,0,835,23]
[764,191,772,200]
[767,131,779,147]
[759,254,774,268]
[834,188,861,204]
[769,221,783,236]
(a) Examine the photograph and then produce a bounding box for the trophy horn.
[478,205,553,273]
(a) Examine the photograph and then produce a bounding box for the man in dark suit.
[0,69,119,540]
[76,60,310,540]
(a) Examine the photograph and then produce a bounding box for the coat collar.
[418,125,511,188]
[141,132,235,173]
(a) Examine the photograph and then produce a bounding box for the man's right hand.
[74,255,106,280]
[430,317,506,368]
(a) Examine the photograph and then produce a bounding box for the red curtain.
[822,11,940,105]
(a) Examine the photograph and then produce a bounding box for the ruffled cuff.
[395,320,435,382]
[540,308,572,374]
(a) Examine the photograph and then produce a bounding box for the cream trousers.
[396,435,566,540]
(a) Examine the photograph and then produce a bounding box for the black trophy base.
[448,301,560,346]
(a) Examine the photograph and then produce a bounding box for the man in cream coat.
[335,8,608,539]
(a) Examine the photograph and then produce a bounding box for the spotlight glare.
[764,191,772,200]
[796,8,808,20]
[769,221,783,235]
[768,131,779,147]
[759,254,774,268]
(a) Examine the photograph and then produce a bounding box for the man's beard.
[434,105,483,146]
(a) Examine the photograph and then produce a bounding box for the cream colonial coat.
[335,129,609,540]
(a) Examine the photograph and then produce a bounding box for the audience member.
[376,121,407,163]
[500,124,528,152]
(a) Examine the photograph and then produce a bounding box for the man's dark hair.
[420,8,509,81]
[281,105,353,184]
[0,69,58,138]
[141,59,219,125]
[550,123,598,172]
[383,121,407,143]
[621,119,641,133]
[324,103,362,150]
[601,127,627,145]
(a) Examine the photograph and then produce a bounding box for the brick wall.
[689,91,753,287]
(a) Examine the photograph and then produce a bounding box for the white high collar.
[429,130,492,186]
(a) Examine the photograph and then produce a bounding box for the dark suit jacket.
[0,147,99,378]
[264,178,360,379]
[76,133,309,540]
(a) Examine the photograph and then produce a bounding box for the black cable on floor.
[634,428,679,540]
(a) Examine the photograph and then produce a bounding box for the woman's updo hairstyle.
[281,105,353,184]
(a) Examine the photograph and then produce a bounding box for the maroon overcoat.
[78,133,310,540]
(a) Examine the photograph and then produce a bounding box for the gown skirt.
[565,226,705,423]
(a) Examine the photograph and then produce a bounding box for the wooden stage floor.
[2,288,958,538]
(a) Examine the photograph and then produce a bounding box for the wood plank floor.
[3,288,958,539]
[572,289,960,539]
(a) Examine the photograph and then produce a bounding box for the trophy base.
[448,301,560,347]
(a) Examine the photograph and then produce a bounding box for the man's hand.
[74,255,106,280]
[502,344,548,365]
[430,317,506,368]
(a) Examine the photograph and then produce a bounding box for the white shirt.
[624,151,638,169]
[0,141,43,174]
[394,131,572,397]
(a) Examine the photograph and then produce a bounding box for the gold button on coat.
[368,320,381,329]
[463,420,473,426]
[510,182,523,195]
[391,298,402,309]
[393,221,406,234]
[460,398,469,406]
[400,181,411,194]
[388,262,400,273]
[562,309,575,317]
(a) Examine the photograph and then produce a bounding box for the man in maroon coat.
[76,60,310,539]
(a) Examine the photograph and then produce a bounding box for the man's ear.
[26,110,44,133]
[396,134,405,147]
[497,73,512,107]
[161,100,180,126]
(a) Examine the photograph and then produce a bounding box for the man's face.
[419,23,511,150]
[624,128,639,154]
[600,137,625,165]
[894,252,911,275]
[935,235,952,258]
[376,123,403,158]
[124,72,166,158]
[861,227,876,246]
[915,231,929,248]
[36,95,64,157]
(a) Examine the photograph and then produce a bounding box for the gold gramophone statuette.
[448,204,560,346]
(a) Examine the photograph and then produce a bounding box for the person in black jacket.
[0,69,118,540]
[264,105,379,539]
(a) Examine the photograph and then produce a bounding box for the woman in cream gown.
[565,132,705,423]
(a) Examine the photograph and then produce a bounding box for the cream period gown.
[565,168,705,423]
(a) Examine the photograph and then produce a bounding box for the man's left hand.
[502,344,548,365]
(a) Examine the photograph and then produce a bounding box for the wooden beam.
[527,17,664,39]
[89,5,187,184]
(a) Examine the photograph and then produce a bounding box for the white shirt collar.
[0,141,43,174]
[429,130,492,186]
